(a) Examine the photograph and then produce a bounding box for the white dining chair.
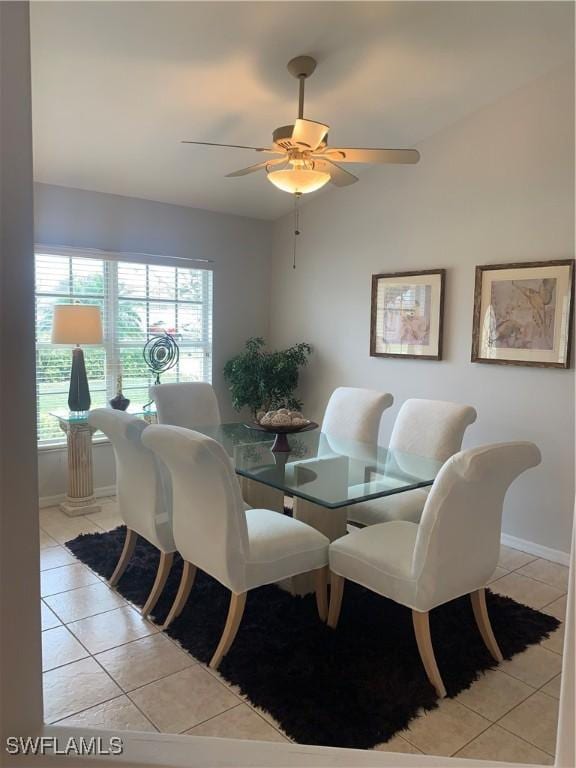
[289,385,394,477]
[150,381,221,429]
[328,441,541,697]
[142,424,330,669]
[87,409,176,617]
[348,399,477,527]
[321,386,394,445]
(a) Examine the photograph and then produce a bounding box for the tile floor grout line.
[494,692,559,759]
[89,654,161,733]
[50,600,131,627]
[65,611,160,656]
[446,718,500,759]
[541,593,567,611]
[490,568,567,595]
[48,582,133,626]
[43,622,108,675]
[491,689,559,754]
[398,700,495,756]
[496,664,556,688]
[438,685,556,760]
[533,672,562,697]
[41,650,94,676]
[199,664,291,740]
[454,675,537,721]
[44,596,162,735]
[499,656,562,693]
[181,702,244,735]
[47,691,130,727]
[513,572,569,591]
[137,629,292,741]
[125,679,241,735]
[452,722,554,763]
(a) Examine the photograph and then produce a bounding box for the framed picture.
[370,269,445,360]
[471,259,574,368]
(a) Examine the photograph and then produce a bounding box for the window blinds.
[35,251,213,445]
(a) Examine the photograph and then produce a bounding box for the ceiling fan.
[182,55,420,195]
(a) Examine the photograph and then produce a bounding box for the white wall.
[35,183,272,497]
[269,64,575,555]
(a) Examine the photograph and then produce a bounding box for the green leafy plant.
[224,337,312,417]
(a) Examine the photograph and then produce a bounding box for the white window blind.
[35,250,213,445]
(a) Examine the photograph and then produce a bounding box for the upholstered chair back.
[390,399,477,462]
[150,382,221,430]
[321,387,394,445]
[412,442,541,609]
[87,409,174,552]
[142,424,249,593]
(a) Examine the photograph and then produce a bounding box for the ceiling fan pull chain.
[293,193,301,270]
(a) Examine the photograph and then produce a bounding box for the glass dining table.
[192,422,442,592]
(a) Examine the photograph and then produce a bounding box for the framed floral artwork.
[370,269,445,360]
[471,259,574,368]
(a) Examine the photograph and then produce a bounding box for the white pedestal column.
[57,417,101,516]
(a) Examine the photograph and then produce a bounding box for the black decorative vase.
[68,347,91,412]
[110,393,130,411]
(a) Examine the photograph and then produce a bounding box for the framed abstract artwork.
[471,259,574,368]
[370,269,445,360]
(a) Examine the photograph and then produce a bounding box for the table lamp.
[51,304,103,413]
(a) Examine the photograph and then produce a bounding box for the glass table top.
[50,407,156,424]
[194,423,442,510]
[50,414,441,509]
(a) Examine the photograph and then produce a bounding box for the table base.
[241,478,348,597]
[285,497,348,596]
[240,477,285,512]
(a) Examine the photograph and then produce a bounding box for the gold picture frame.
[471,259,574,368]
[370,270,445,360]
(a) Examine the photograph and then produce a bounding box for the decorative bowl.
[245,420,318,452]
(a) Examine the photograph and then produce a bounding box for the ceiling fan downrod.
[287,55,317,120]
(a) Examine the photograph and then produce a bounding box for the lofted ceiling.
[30,2,573,221]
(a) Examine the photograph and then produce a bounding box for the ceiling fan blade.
[316,148,420,164]
[314,159,358,187]
[291,119,329,151]
[181,140,282,154]
[226,157,287,178]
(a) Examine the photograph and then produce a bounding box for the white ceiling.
[30,2,573,221]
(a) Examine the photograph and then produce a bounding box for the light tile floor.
[39,499,567,762]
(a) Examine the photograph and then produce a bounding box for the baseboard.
[39,485,116,509]
[501,532,570,566]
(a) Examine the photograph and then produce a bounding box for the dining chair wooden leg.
[471,588,504,662]
[162,561,197,630]
[109,528,137,586]
[210,591,247,670]
[412,610,447,698]
[314,566,328,622]
[141,551,174,618]
[327,573,345,629]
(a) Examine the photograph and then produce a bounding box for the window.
[35,249,213,445]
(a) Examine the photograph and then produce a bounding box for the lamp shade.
[267,167,330,195]
[52,304,103,345]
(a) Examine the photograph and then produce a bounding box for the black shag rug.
[66,526,559,749]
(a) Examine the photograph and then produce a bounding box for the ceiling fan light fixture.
[267,166,330,194]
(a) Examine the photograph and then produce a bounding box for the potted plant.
[224,337,312,418]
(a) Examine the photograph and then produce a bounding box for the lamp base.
[68,347,91,412]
